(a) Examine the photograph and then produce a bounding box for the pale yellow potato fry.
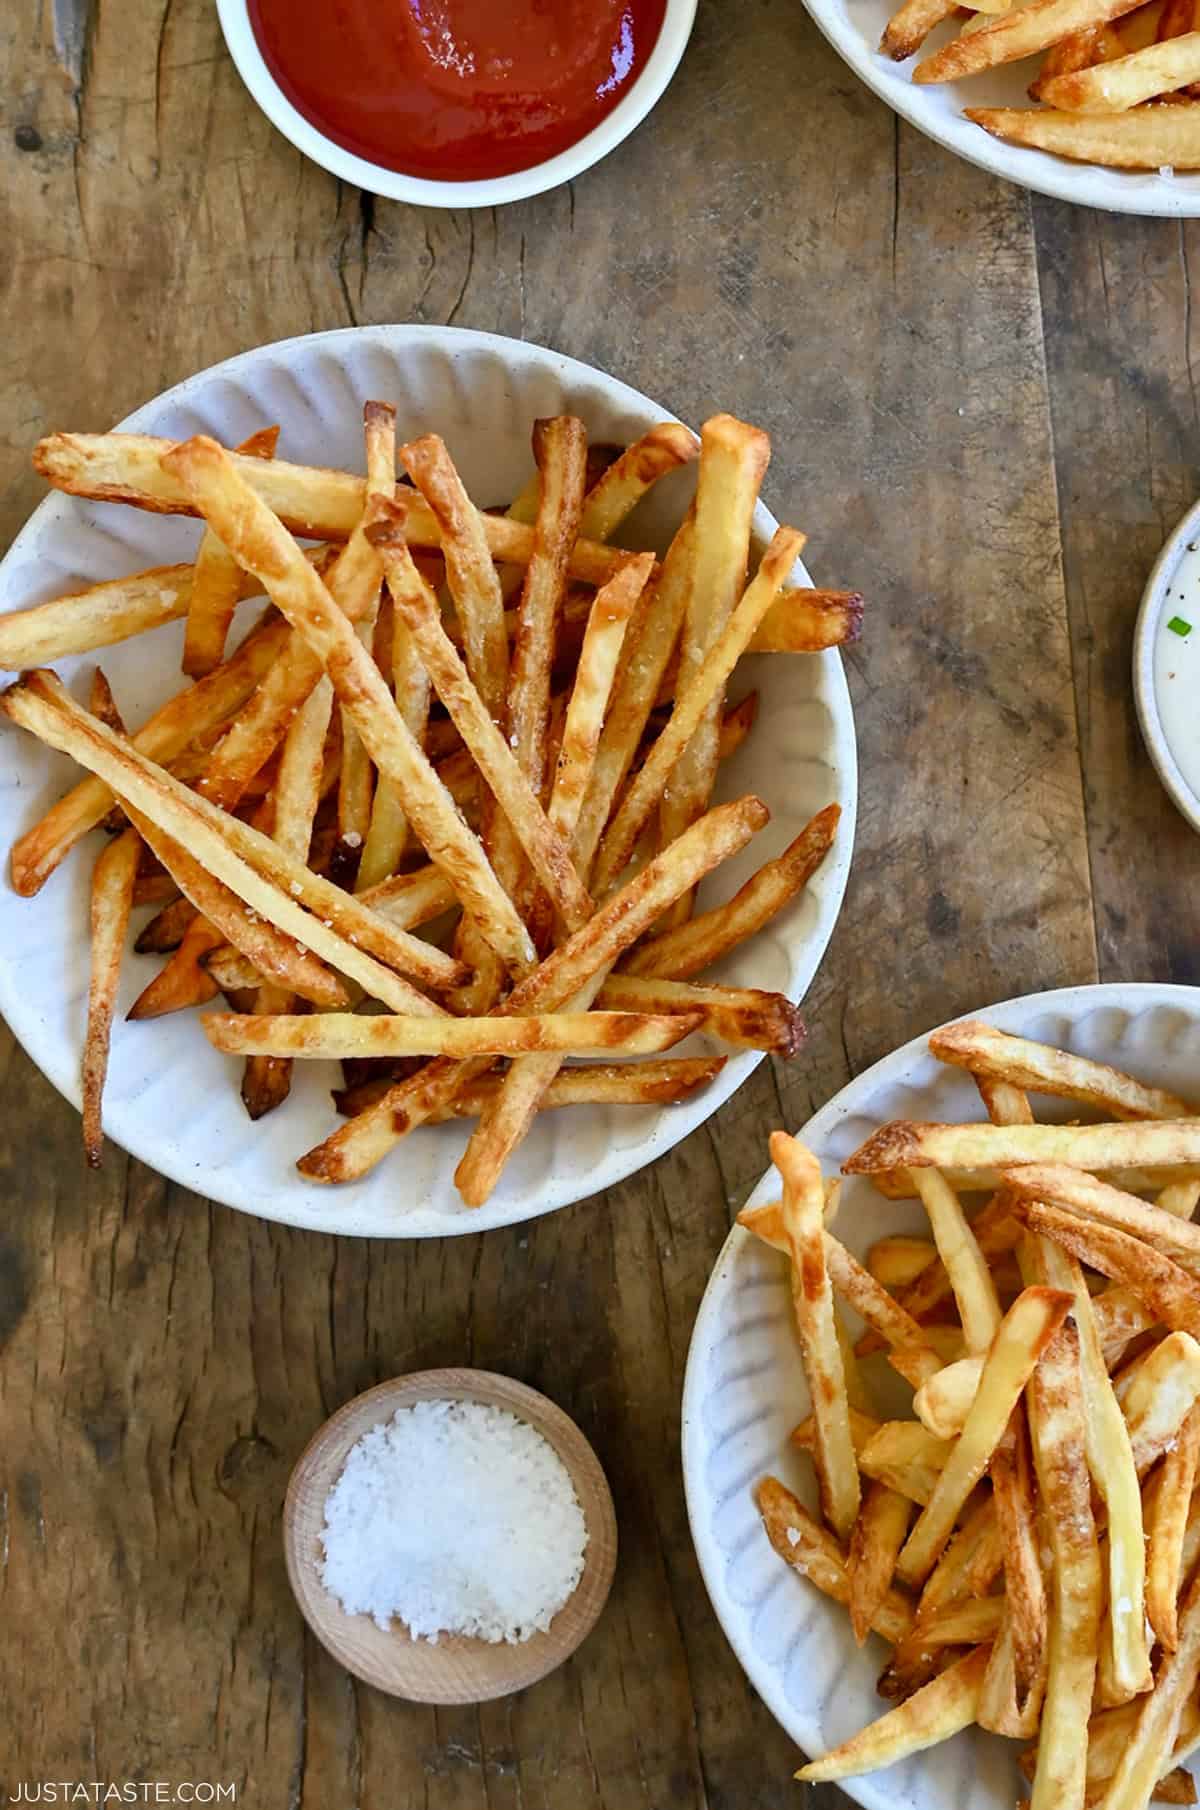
[183,425,280,677]
[755,1476,915,1646]
[593,524,803,891]
[911,1167,1003,1355]
[161,434,535,974]
[857,1420,955,1506]
[597,973,805,1054]
[991,1406,1048,1710]
[1096,1569,1200,1810]
[812,1233,944,1387]
[1024,1202,1200,1341]
[847,1483,913,1646]
[622,802,839,981]
[897,1286,1073,1588]
[577,422,699,540]
[773,1132,860,1542]
[1023,1317,1102,1810]
[846,1118,1200,1175]
[297,794,767,1182]
[1005,1164,1200,1260]
[1,672,450,1015]
[358,863,459,932]
[1041,28,1200,104]
[930,1020,1195,1120]
[966,103,1200,167]
[1159,1178,1200,1219]
[915,0,1147,79]
[867,1236,938,1290]
[202,1009,703,1060]
[1145,1402,1200,1651]
[869,1161,1200,1199]
[10,610,291,896]
[791,1403,881,1458]
[1120,1331,1200,1475]
[881,0,959,57]
[796,1646,991,1783]
[658,414,771,924]
[427,1056,726,1119]
[82,827,140,1167]
[913,1354,984,1440]
[1092,1286,1157,1366]
[33,430,639,586]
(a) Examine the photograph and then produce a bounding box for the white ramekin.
[214,0,698,208]
[1133,496,1200,837]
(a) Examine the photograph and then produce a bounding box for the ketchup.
[248,0,669,184]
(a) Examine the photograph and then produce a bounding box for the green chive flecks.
[1168,615,1193,638]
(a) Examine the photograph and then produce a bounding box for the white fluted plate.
[682,981,1200,1809]
[0,326,856,1237]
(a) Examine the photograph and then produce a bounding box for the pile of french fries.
[882,0,1200,171]
[746,1020,1200,1809]
[0,406,860,1207]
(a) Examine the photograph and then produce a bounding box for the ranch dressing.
[1153,539,1200,805]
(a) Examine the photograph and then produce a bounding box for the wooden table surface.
[2,0,1199,1802]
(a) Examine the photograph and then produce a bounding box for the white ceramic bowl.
[1134,496,1200,835]
[682,982,1200,1810]
[0,324,856,1238]
[213,0,697,208]
[800,0,1200,217]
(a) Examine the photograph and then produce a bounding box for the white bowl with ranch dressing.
[1135,499,1200,836]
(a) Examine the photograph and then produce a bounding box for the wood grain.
[0,0,1196,1802]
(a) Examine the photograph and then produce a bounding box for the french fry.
[134,894,197,954]
[1145,1402,1200,1651]
[82,827,140,1165]
[202,1009,703,1060]
[657,415,771,925]
[911,1167,1002,1354]
[128,913,224,1019]
[160,435,537,974]
[992,1407,1048,1708]
[929,1020,1195,1120]
[749,587,864,654]
[868,1161,1200,1200]
[32,430,640,587]
[882,0,965,56]
[795,1646,992,1783]
[846,1117,1200,1175]
[297,794,768,1182]
[896,1287,1073,1589]
[916,1496,1003,1620]
[183,425,280,676]
[847,1483,913,1645]
[621,802,838,980]
[1119,1331,1200,1474]
[597,973,805,1053]
[331,404,393,887]
[1095,1568,1200,1810]
[593,525,804,892]
[1029,23,1125,98]
[915,0,1149,79]
[772,1133,860,1541]
[965,103,1200,167]
[979,1609,1045,1740]
[881,1599,1005,1700]
[577,422,699,540]
[1022,1202,1200,1342]
[419,1056,726,1120]
[867,1236,938,1289]
[857,1420,954,1506]
[1005,1164,1200,1261]
[1041,29,1200,104]
[1026,1319,1101,1810]
[755,1477,915,1645]
[912,1354,984,1439]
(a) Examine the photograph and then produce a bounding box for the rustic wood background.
[1,0,1198,1802]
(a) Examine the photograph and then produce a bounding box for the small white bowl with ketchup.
[215,0,697,207]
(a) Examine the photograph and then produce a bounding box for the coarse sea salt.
[320,1398,588,1644]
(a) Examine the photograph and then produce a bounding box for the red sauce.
[247,0,669,184]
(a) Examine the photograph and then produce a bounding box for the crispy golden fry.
[868,1160,1200,1199]
[82,827,140,1165]
[1041,28,1200,104]
[867,1236,938,1289]
[793,1404,880,1456]
[161,434,535,974]
[965,102,1200,166]
[1023,1202,1200,1341]
[857,1420,954,1506]
[657,415,771,924]
[1119,1331,1200,1475]
[979,1608,1045,1740]
[930,1020,1195,1120]
[749,587,864,654]
[914,1495,1003,1623]
[183,425,280,677]
[577,422,699,540]
[1023,1318,1101,1810]
[993,1407,1048,1708]
[755,1477,915,1645]
[594,525,804,892]
[897,1287,1074,1589]
[420,1056,726,1120]
[1092,1285,1157,1364]
[1005,1164,1200,1260]
[847,1483,913,1645]
[0,564,207,670]
[134,894,196,955]
[203,1008,703,1060]
[597,973,805,1054]
[10,610,291,896]
[916,0,1147,79]
[911,1167,1003,1355]
[1029,23,1125,97]
[1145,1402,1200,1651]
[846,1117,1200,1175]
[881,1598,1005,1700]
[773,1133,860,1542]
[913,1354,984,1439]
[547,555,652,842]
[623,801,838,981]
[128,912,223,1019]
[882,0,964,56]
[1096,1569,1200,1810]
[296,794,768,1182]
[32,430,639,586]
[796,1646,991,1783]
